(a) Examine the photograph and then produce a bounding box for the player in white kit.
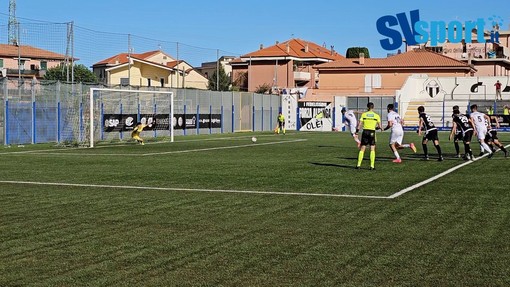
[341,107,361,147]
[469,104,493,158]
[383,104,417,163]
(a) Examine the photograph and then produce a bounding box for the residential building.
[197,56,235,80]
[405,28,510,76]
[92,50,208,89]
[230,38,345,93]
[311,49,475,102]
[0,44,68,79]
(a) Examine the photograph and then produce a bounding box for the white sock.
[394,151,400,159]
[482,142,492,154]
[401,144,410,148]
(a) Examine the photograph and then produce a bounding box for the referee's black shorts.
[360,129,376,146]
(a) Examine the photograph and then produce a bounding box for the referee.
[356,102,382,170]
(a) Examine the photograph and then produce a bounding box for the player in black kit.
[451,105,463,158]
[485,115,509,157]
[449,109,476,160]
[417,106,443,161]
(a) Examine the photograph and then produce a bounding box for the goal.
[85,88,174,148]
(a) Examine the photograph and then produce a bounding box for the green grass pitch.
[1,131,509,286]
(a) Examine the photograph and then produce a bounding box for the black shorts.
[360,129,376,146]
[485,130,498,142]
[463,130,473,143]
[278,121,285,128]
[453,131,463,141]
[423,129,439,141]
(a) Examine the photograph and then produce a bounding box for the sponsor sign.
[104,113,221,132]
[298,102,333,132]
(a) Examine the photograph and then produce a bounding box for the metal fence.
[0,79,281,145]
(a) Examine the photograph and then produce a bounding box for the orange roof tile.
[0,44,68,60]
[93,50,164,66]
[315,49,474,71]
[241,38,345,61]
[165,60,182,68]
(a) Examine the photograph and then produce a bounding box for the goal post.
[88,88,174,148]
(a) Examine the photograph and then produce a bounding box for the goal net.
[76,88,175,148]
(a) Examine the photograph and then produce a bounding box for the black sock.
[498,144,507,153]
[422,144,428,156]
[454,142,460,154]
[464,143,472,157]
[434,144,442,156]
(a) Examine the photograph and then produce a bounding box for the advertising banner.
[104,113,222,132]
[298,102,333,132]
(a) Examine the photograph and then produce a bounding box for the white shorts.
[348,124,357,135]
[389,128,404,145]
[476,127,487,141]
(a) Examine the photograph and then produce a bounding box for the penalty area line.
[141,139,307,156]
[0,180,388,199]
[388,144,510,199]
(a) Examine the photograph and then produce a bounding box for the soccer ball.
[251,136,257,143]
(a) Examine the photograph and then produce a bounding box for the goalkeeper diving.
[131,122,146,145]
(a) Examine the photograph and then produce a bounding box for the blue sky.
[1,0,508,66]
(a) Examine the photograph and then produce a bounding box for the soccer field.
[1,131,509,286]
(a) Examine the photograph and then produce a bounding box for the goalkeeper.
[276,112,286,134]
[131,122,146,145]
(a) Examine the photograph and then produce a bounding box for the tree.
[207,65,231,91]
[44,63,98,83]
[254,83,272,94]
[345,47,371,58]
[232,71,247,91]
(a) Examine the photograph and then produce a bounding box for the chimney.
[276,41,279,45]
[305,44,309,53]
[260,44,264,50]
[330,45,335,55]
[359,52,365,65]
[286,43,290,53]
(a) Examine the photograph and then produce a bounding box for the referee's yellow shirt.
[360,111,381,131]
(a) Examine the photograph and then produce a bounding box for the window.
[160,78,165,87]
[372,74,382,88]
[147,78,151,87]
[40,61,47,70]
[364,74,382,92]
[0,59,3,68]
[120,78,129,86]
[19,60,25,70]
[364,75,372,93]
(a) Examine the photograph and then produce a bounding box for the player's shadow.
[335,156,396,161]
[309,162,359,170]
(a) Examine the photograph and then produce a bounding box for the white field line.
[0,180,388,199]
[141,139,306,156]
[6,139,307,157]
[388,144,510,199]
[0,134,298,156]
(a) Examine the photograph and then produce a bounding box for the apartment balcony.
[294,71,311,81]
[3,68,47,78]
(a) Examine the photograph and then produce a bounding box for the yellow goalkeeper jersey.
[131,124,146,137]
